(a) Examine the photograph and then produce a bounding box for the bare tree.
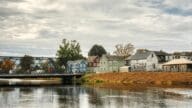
[113,43,134,57]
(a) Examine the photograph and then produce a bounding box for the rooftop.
[103,55,125,61]
[163,58,192,65]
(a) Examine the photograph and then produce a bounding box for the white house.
[127,49,169,71]
[163,58,192,72]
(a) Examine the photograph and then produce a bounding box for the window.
[151,54,154,58]
[153,64,156,69]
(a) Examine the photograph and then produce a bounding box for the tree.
[113,43,134,57]
[1,59,14,73]
[88,44,107,57]
[20,55,34,71]
[56,39,84,67]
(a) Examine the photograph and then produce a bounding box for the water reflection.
[0,86,191,108]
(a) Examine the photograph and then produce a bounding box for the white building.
[127,49,169,71]
[167,52,192,61]
[163,58,192,72]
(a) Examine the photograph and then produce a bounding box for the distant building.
[97,55,125,73]
[163,58,192,72]
[0,56,56,71]
[167,52,192,61]
[67,60,88,73]
[87,56,100,73]
[0,56,21,65]
[127,49,169,71]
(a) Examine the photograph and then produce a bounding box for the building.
[127,49,168,71]
[97,55,125,73]
[0,56,56,72]
[87,56,100,73]
[166,52,192,61]
[0,56,55,65]
[163,58,192,72]
[67,60,88,73]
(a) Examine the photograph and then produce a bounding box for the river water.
[0,85,192,108]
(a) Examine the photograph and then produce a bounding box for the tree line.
[56,38,134,70]
[0,38,134,74]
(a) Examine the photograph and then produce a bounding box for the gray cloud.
[0,0,192,57]
[0,7,22,17]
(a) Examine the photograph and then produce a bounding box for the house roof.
[154,51,169,56]
[127,50,168,61]
[128,50,151,60]
[163,58,192,65]
[106,55,125,61]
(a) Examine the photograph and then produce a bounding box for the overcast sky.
[0,0,192,57]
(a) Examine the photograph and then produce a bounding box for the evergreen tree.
[88,44,107,57]
[20,55,34,71]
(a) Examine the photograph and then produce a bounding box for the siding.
[97,55,125,73]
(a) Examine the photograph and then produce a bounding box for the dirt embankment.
[83,72,192,86]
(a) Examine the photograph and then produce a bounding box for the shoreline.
[82,72,192,87]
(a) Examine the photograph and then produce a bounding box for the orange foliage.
[1,59,15,72]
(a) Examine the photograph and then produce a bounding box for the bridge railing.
[0,72,85,75]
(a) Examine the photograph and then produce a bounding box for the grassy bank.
[82,72,192,86]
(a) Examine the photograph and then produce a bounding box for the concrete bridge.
[0,73,84,83]
[0,73,84,78]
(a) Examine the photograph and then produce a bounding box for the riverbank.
[82,72,192,86]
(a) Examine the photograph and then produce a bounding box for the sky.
[0,0,192,57]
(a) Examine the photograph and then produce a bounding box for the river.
[0,84,192,108]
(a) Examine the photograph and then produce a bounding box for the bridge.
[0,73,84,83]
[0,73,84,78]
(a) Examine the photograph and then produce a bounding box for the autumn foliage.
[0,59,15,73]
